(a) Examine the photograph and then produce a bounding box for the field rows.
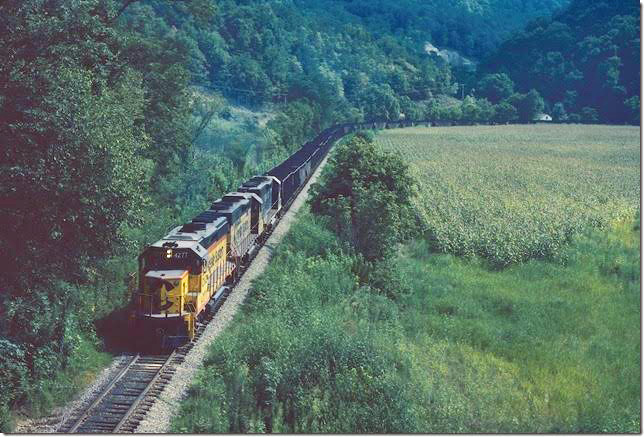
[376,124,640,265]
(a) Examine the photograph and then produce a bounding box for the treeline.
[0,0,266,429]
[479,0,640,124]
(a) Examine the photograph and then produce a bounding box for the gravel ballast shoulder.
[13,355,130,433]
[134,151,332,433]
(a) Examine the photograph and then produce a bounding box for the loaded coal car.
[267,148,315,207]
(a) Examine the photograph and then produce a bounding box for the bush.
[172,212,424,433]
[0,339,28,409]
[309,134,418,261]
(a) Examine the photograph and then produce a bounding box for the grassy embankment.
[171,125,640,433]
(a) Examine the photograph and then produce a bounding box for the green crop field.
[375,124,640,266]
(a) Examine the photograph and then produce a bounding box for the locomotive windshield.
[142,248,201,274]
[146,277,175,312]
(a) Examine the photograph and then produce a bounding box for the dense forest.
[480,0,640,123]
[0,0,638,431]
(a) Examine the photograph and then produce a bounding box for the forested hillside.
[305,0,569,59]
[140,0,567,123]
[0,0,635,431]
[480,0,640,123]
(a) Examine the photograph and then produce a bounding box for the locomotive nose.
[142,270,189,314]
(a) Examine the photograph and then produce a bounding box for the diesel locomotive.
[132,120,435,350]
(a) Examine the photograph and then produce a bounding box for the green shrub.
[0,339,28,409]
[310,134,418,262]
[172,212,422,433]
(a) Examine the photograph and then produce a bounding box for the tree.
[480,0,639,123]
[0,0,149,289]
[477,73,515,104]
[476,98,495,123]
[461,96,480,124]
[267,99,319,152]
[552,102,567,122]
[493,101,518,124]
[624,96,640,125]
[309,134,417,262]
[508,89,545,122]
[581,107,599,124]
[360,84,401,121]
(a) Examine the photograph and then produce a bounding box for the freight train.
[132,120,434,350]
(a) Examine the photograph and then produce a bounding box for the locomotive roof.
[222,191,262,204]
[147,215,230,259]
[210,195,250,225]
[241,176,273,189]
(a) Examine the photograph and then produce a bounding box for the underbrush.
[171,211,640,433]
[1,335,111,432]
[172,212,422,432]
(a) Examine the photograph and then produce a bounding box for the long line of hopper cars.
[133,119,435,350]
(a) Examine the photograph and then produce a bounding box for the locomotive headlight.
[165,249,173,259]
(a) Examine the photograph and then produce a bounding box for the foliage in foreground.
[171,210,640,433]
[400,218,640,432]
[172,212,421,433]
[376,124,640,266]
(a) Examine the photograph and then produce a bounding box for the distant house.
[534,113,553,122]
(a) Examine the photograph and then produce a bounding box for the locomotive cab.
[135,243,203,350]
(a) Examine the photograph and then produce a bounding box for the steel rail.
[66,354,140,433]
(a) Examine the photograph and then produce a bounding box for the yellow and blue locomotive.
[133,176,280,350]
[132,123,365,350]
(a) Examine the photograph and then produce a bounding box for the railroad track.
[56,297,231,434]
[56,131,334,434]
[57,354,174,433]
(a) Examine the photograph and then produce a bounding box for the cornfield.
[376,124,640,266]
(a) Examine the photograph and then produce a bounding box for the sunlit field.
[376,124,640,266]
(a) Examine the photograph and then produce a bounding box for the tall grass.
[400,219,640,432]
[171,209,640,433]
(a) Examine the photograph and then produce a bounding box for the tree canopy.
[480,0,640,124]
[309,134,417,262]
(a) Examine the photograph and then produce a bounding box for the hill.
[480,0,640,123]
